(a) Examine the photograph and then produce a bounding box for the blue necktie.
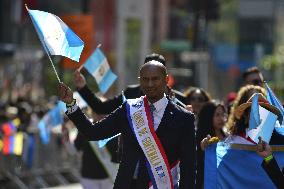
[149,104,156,126]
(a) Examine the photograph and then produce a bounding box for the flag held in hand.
[265,82,284,135]
[83,48,117,94]
[27,8,84,62]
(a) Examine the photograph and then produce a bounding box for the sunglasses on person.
[251,79,263,85]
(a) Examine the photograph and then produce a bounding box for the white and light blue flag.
[247,106,277,143]
[83,48,117,94]
[38,102,64,144]
[28,8,84,62]
[265,83,284,135]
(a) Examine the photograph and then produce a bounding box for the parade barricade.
[0,131,81,189]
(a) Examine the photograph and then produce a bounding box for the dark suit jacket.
[67,99,196,189]
[77,84,187,114]
[270,130,284,145]
[74,133,108,179]
[262,157,284,189]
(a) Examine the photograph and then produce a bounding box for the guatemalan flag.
[83,48,117,94]
[265,82,284,135]
[38,102,64,144]
[204,142,284,189]
[247,93,277,144]
[27,8,84,62]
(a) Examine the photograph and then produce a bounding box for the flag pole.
[25,4,61,83]
[45,50,62,83]
[77,43,102,72]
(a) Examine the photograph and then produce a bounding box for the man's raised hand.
[73,69,86,89]
[58,82,74,104]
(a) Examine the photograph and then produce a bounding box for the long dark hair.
[196,101,226,146]
[195,101,226,189]
[233,109,250,135]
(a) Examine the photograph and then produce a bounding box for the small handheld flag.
[83,47,117,94]
[247,106,277,143]
[265,82,284,135]
[26,5,84,82]
[38,102,64,144]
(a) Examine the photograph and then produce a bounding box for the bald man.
[58,61,196,189]
[73,53,187,115]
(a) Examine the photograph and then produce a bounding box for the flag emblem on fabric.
[83,48,117,94]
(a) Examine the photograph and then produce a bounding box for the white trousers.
[80,177,113,189]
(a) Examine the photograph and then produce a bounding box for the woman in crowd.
[225,85,284,145]
[184,87,211,116]
[196,101,228,188]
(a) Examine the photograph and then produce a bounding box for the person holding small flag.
[58,61,196,189]
[74,53,187,116]
[74,52,188,163]
[225,85,284,145]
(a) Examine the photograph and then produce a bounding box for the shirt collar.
[149,94,168,113]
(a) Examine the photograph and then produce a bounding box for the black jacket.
[74,133,115,179]
[262,157,284,189]
[67,99,196,189]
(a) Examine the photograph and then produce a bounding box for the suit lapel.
[156,100,176,132]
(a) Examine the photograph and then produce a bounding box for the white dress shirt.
[149,94,168,130]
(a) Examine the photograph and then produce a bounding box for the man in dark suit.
[257,137,284,189]
[58,61,196,189]
[73,53,187,115]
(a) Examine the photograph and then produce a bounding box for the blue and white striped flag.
[247,106,277,143]
[265,83,284,135]
[83,48,117,94]
[38,102,64,144]
[28,8,84,62]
